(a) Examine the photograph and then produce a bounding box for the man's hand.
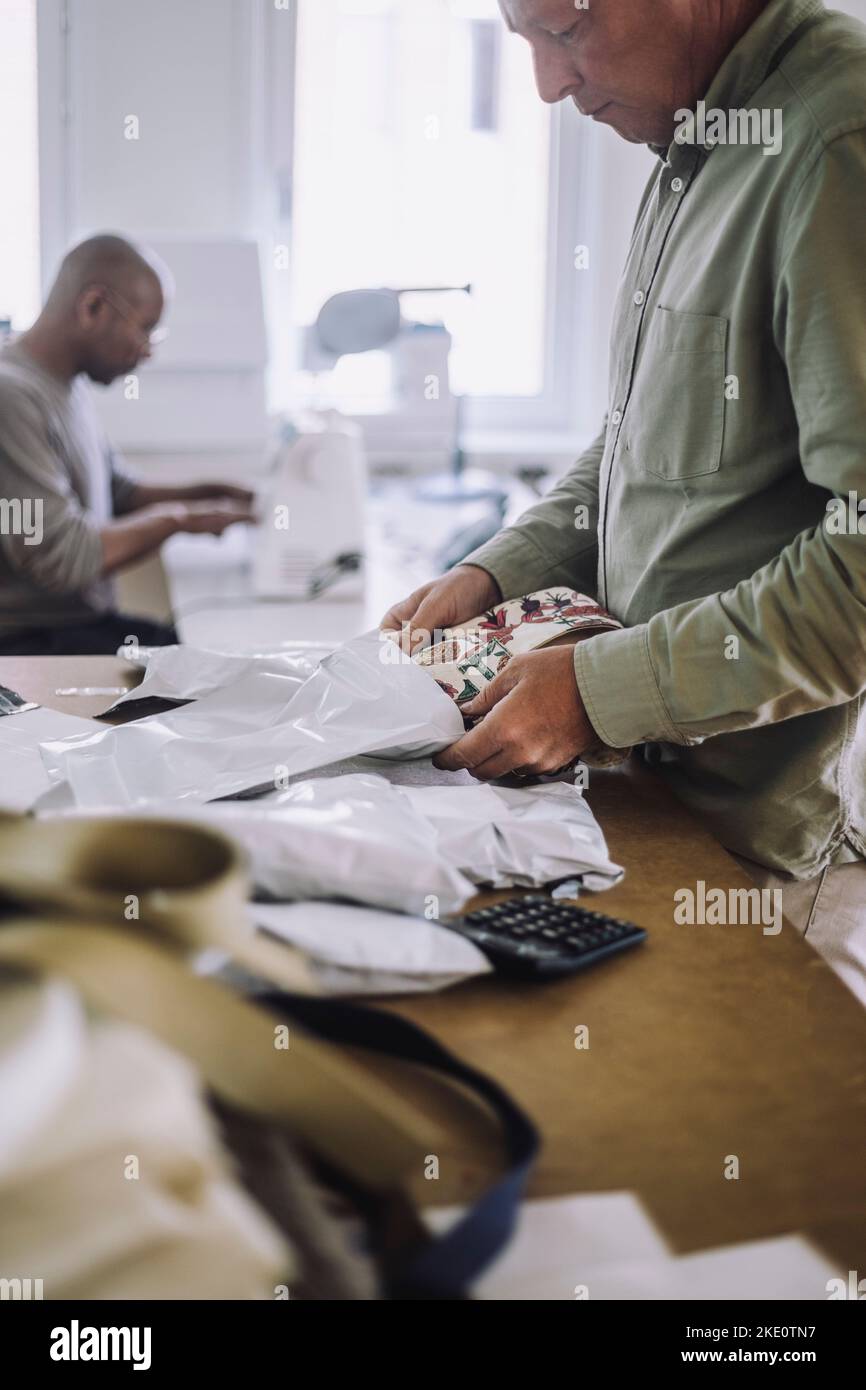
[100,499,254,574]
[380,564,501,654]
[168,499,257,535]
[433,646,597,781]
[185,482,256,508]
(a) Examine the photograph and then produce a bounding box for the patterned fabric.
[414,590,622,707]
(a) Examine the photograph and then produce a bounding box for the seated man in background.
[0,233,255,654]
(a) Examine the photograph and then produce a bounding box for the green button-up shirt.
[465,0,866,878]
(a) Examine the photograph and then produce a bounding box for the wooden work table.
[3,653,865,1277]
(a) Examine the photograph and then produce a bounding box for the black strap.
[259,992,540,1299]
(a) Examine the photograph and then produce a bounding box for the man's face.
[78,274,164,385]
[499,0,690,147]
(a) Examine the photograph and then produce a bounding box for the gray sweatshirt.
[0,343,139,632]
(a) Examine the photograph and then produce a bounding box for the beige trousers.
[732,854,866,1009]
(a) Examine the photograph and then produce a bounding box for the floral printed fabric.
[413,590,623,707]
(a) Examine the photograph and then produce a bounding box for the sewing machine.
[252,410,366,600]
[252,285,506,599]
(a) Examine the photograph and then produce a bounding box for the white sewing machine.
[252,411,366,600]
[252,285,504,600]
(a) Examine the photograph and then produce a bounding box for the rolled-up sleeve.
[574,131,866,749]
[0,385,105,594]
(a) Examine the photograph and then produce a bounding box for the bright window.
[0,0,41,334]
[286,0,553,407]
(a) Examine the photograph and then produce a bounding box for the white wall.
[837,0,866,23]
[0,1,41,330]
[39,0,264,274]
[38,0,271,464]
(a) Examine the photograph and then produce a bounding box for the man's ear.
[77,286,107,334]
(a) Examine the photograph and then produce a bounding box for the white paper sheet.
[425,1191,839,1300]
[572,1237,840,1302]
[424,1192,668,1300]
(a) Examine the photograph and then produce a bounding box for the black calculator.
[447,894,647,980]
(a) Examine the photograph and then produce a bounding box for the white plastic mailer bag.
[107,645,321,709]
[250,901,493,997]
[106,774,620,908]
[403,781,623,892]
[0,708,103,814]
[161,774,475,916]
[40,632,466,809]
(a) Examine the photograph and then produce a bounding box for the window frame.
[261,1,600,450]
[37,0,603,454]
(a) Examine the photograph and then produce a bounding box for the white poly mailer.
[40,632,465,809]
[57,772,620,913]
[250,901,493,997]
[171,774,475,917]
[108,645,321,708]
[403,781,623,892]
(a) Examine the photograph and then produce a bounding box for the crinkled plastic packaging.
[249,901,493,997]
[108,645,321,708]
[47,772,621,914]
[40,632,465,809]
[403,780,623,892]
[170,774,475,917]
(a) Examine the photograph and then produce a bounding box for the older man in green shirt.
[382,0,866,1003]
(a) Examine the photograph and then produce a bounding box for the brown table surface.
[3,654,866,1273]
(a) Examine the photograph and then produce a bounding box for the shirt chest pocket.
[624,307,729,480]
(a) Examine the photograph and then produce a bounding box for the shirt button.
[671,176,684,193]
[611,409,623,426]
[633,290,645,306]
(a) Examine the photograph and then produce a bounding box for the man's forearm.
[100,504,181,575]
[573,521,866,752]
[125,483,212,509]
[125,482,254,511]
